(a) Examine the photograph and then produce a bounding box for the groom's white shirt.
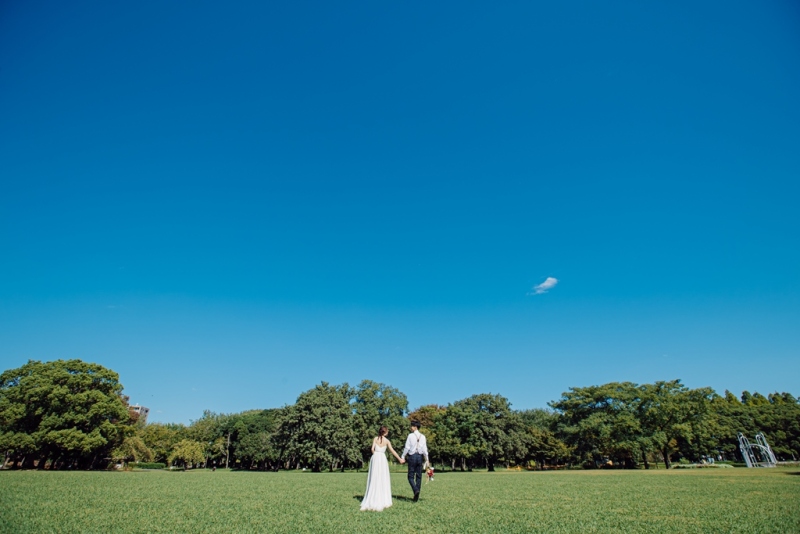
[401,430,429,462]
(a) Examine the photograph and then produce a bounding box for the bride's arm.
[386,440,403,463]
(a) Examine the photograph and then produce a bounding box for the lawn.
[1,468,798,533]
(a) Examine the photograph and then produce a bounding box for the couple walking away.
[360,421,429,512]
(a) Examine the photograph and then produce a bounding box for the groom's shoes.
[413,492,420,502]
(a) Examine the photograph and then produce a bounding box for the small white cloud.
[529,277,558,295]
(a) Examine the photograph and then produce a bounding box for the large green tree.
[525,426,571,468]
[407,404,446,430]
[551,382,645,468]
[168,439,206,469]
[138,423,187,464]
[235,431,277,470]
[638,380,716,468]
[759,393,800,460]
[517,408,570,468]
[112,435,153,465]
[229,409,281,470]
[0,359,132,469]
[187,410,230,467]
[551,380,718,468]
[429,404,471,470]
[712,390,800,462]
[351,380,408,464]
[274,382,360,472]
[433,393,522,471]
[407,404,447,467]
[518,408,559,432]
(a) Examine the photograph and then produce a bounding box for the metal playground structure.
[738,432,777,468]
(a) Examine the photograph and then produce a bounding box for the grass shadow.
[353,495,415,502]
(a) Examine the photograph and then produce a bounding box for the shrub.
[671,463,733,469]
[131,462,166,470]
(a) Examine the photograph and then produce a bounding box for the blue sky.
[1,1,798,423]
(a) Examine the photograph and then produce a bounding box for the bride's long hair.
[377,426,388,443]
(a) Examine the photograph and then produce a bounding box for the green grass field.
[1,468,798,533]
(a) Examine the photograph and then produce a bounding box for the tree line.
[1,359,798,470]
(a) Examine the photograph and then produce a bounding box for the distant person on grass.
[400,420,429,502]
[360,425,404,512]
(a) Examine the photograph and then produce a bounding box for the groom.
[400,420,429,502]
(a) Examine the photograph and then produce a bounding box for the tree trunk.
[225,433,231,469]
[642,452,650,470]
[662,450,671,469]
[487,459,495,472]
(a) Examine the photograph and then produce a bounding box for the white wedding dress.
[360,444,393,511]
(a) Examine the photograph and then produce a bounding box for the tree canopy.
[0,359,133,469]
[351,380,408,461]
[2,359,798,471]
[274,382,360,472]
[168,439,206,468]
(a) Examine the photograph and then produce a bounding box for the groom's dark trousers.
[407,453,424,494]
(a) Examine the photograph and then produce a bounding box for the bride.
[360,426,404,511]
